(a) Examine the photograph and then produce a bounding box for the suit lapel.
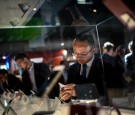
[87,57,96,78]
[33,63,39,89]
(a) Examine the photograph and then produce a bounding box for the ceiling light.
[2,56,6,59]
[61,42,64,46]
[93,9,97,13]
[77,0,93,4]
[33,8,37,11]
[63,50,67,57]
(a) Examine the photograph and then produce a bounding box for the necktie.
[82,64,87,77]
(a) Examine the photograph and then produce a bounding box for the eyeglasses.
[72,48,93,58]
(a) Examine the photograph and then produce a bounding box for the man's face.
[16,58,28,70]
[72,40,94,64]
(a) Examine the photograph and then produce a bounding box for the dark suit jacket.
[126,54,135,82]
[21,62,51,96]
[67,56,105,96]
[2,74,22,93]
[102,54,125,88]
[47,71,65,98]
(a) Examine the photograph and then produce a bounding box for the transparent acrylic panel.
[97,16,135,109]
[0,0,135,113]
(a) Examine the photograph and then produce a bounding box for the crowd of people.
[0,32,134,106]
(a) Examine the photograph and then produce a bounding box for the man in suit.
[14,52,51,96]
[59,33,105,103]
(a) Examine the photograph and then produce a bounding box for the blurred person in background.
[102,41,115,66]
[117,45,126,61]
[115,45,127,82]
[102,42,125,88]
[102,42,126,104]
[102,41,114,54]
[14,52,51,96]
[124,41,134,80]
[125,41,133,65]
[0,69,22,94]
[124,41,135,93]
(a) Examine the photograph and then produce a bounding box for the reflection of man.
[14,52,51,96]
[59,33,105,102]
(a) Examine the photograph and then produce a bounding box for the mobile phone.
[58,82,65,91]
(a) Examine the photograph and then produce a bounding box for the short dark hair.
[103,42,114,52]
[74,33,95,48]
[14,52,29,62]
[104,44,114,52]
[0,69,8,74]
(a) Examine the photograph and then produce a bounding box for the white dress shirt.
[28,62,37,92]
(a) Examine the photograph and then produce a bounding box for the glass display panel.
[0,0,135,113]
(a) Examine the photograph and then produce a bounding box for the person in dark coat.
[0,69,22,94]
[14,52,51,96]
[59,33,105,103]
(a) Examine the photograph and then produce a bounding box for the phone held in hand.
[58,82,65,92]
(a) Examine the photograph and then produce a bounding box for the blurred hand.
[59,84,76,101]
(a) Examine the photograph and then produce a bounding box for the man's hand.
[59,84,76,101]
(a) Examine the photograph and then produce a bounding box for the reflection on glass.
[0,0,135,112]
[97,15,135,109]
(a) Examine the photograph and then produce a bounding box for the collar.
[86,55,95,68]
[29,62,34,71]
